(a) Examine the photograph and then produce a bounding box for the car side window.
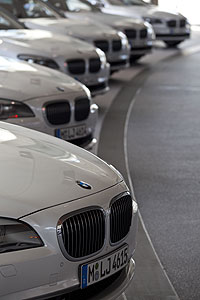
[66,0,91,11]
[0,16,10,28]
[22,0,56,18]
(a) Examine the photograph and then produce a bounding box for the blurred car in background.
[0,0,131,73]
[0,56,98,149]
[90,0,191,47]
[45,0,154,62]
[0,9,110,97]
[0,121,138,299]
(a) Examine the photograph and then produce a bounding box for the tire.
[130,54,144,64]
[164,41,182,48]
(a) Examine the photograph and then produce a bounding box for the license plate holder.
[56,124,87,141]
[81,244,128,289]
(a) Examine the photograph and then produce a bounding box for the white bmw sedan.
[0,9,110,97]
[0,56,98,150]
[0,0,131,73]
[96,0,191,47]
[46,0,155,62]
[0,122,138,300]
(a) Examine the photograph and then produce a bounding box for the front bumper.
[129,39,153,56]
[153,24,191,41]
[106,50,130,72]
[5,96,98,150]
[63,62,110,97]
[156,32,190,41]
[88,81,110,97]
[0,258,135,300]
[46,258,135,300]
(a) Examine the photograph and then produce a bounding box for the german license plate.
[56,124,87,141]
[81,245,128,289]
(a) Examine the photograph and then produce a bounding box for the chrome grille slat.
[77,216,84,256]
[81,213,86,258]
[87,211,92,255]
[95,210,100,250]
[74,215,79,258]
[110,195,133,243]
[68,219,74,256]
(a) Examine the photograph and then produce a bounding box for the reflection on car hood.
[0,29,96,57]
[20,17,119,40]
[0,56,84,101]
[0,122,122,219]
[66,11,147,30]
[102,4,183,20]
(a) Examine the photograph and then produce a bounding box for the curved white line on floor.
[123,73,181,300]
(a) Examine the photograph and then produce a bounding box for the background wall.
[158,0,200,24]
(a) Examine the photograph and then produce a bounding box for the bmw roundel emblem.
[76,181,92,190]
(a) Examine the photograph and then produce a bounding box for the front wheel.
[130,54,144,64]
[164,41,183,48]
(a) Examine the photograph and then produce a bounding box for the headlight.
[0,218,43,253]
[96,48,107,65]
[132,200,138,214]
[18,54,59,70]
[145,23,156,40]
[143,17,162,25]
[0,100,35,120]
[118,31,129,47]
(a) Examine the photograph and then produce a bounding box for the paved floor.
[97,30,200,300]
[127,43,200,300]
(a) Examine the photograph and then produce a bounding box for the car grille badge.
[76,180,92,190]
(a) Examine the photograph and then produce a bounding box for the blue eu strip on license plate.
[55,129,61,138]
[81,245,128,289]
[81,265,88,289]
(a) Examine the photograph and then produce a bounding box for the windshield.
[0,11,24,29]
[108,0,147,6]
[46,0,92,12]
[0,0,61,18]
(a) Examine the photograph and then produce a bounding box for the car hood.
[0,56,85,101]
[66,11,146,30]
[0,122,122,219]
[20,17,119,40]
[102,5,183,20]
[0,29,96,58]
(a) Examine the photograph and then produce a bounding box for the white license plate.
[81,245,128,289]
[56,124,87,141]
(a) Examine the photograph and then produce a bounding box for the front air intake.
[124,29,137,39]
[140,29,148,39]
[59,208,105,259]
[75,98,90,121]
[110,194,132,244]
[67,59,85,74]
[112,40,122,51]
[94,40,109,52]
[167,20,177,28]
[89,58,101,73]
[45,101,70,125]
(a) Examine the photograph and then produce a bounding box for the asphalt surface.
[127,42,200,300]
[96,30,200,300]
